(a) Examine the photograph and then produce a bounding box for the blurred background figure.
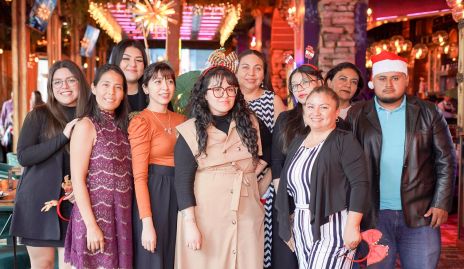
[0,91,13,162]
[29,90,45,111]
[438,89,457,124]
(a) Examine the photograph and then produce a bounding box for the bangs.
[153,66,176,82]
[206,68,238,88]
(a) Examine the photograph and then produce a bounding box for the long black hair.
[109,39,148,70]
[43,60,90,138]
[238,49,274,92]
[187,66,259,161]
[281,64,323,153]
[78,64,129,132]
[109,39,148,91]
[325,62,364,100]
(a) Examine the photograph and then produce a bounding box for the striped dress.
[247,89,274,268]
[287,142,354,269]
[65,112,133,269]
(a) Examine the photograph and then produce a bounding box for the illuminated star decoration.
[133,0,178,36]
[36,3,51,21]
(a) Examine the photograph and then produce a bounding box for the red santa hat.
[368,51,408,89]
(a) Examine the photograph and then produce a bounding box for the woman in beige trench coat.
[174,66,271,269]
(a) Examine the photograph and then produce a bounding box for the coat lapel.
[365,100,382,133]
[403,97,420,163]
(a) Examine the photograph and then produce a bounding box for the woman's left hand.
[343,223,362,250]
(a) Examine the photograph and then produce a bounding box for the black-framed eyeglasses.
[290,78,321,93]
[208,86,238,98]
[52,77,78,89]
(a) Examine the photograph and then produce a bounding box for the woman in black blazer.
[275,86,370,269]
[11,60,90,269]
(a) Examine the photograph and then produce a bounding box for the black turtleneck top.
[174,114,271,211]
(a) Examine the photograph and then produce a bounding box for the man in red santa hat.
[346,51,456,269]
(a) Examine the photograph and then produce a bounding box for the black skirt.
[133,164,177,269]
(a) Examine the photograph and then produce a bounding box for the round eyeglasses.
[52,77,78,89]
[208,86,238,98]
[290,78,320,93]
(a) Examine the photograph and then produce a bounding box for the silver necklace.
[151,111,172,134]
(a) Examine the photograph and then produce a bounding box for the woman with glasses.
[236,49,286,269]
[128,62,185,269]
[109,39,148,113]
[174,66,271,268]
[271,64,323,267]
[276,86,369,269]
[11,60,90,269]
[325,62,364,119]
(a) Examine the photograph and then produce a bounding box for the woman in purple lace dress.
[65,64,133,268]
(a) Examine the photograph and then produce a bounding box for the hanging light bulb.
[411,43,428,60]
[250,36,257,48]
[432,31,449,46]
[402,40,412,52]
[390,35,405,51]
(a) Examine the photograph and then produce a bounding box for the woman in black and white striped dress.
[276,86,370,269]
[236,50,286,268]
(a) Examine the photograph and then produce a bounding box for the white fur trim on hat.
[372,59,408,78]
[368,81,374,89]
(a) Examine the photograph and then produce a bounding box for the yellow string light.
[88,2,122,43]
[219,4,241,46]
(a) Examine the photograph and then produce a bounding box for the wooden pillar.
[166,0,181,75]
[47,2,62,68]
[11,0,28,152]
[84,56,97,85]
[70,18,82,67]
[254,9,263,52]
[294,0,305,65]
[457,20,464,247]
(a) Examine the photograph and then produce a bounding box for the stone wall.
[317,0,359,72]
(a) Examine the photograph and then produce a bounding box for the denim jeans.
[368,210,441,269]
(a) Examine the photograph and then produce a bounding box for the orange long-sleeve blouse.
[128,109,186,219]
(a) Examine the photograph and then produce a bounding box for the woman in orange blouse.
[128,62,185,269]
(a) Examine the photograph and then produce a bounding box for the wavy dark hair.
[78,64,129,132]
[42,60,90,139]
[281,65,323,153]
[187,66,259,161]
[325,62,364,100]
[237,49,274,92]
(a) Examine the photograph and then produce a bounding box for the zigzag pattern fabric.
[248,89,275,268]
[248,90,275,133]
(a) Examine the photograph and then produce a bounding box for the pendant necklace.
[151,111,172,134]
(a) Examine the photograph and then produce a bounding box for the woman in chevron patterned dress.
[236,50,286,268]
[65,64,133,269]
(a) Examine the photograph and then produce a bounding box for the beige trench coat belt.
[229,164,253,211]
